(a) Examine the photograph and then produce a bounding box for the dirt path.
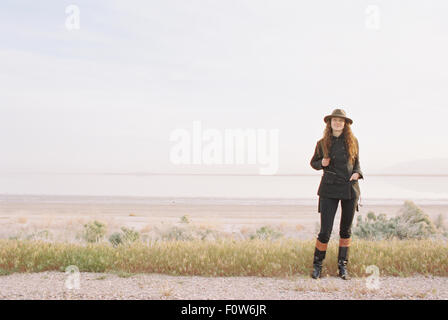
[0,271,446,300]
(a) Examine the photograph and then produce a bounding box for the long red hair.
[320,119,358,165]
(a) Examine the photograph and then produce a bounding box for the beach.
[0,195,447,242]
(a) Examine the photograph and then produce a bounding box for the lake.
[0,173,447,205]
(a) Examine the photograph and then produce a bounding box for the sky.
[1,0,448,175]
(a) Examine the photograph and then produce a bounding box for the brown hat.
[323,108,353,124]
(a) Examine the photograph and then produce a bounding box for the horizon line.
[1,171,448,177]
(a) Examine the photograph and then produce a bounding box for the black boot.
[337,246,351,280]
[311,247,326,279]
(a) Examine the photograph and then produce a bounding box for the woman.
[309,108,363,280]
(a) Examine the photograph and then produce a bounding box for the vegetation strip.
[1,238,447,277]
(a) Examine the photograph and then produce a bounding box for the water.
[0,173,448,205]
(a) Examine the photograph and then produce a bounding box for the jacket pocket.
[322,170,336,184]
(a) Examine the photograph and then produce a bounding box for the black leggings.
[317,196,357,244]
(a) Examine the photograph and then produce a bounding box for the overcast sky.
[1,0,448,175]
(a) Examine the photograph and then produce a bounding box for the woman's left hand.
[349,173,360,181]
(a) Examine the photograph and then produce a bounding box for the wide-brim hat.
[323,108,353,124]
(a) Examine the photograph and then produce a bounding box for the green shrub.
[353,200,439,240]
[154,224,222,241]
[180,215,190,224]
[108,227,140,247]
[160,226,195,241]
[82,220,107,243]
[121,227,140,243]
[25,230,52,241]
[395,200,438,239]
[250,226,283,240]
[434,213,448,236]
[108,232,122,247]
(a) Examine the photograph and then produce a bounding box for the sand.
[0,196,447,241]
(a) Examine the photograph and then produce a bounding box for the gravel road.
[0,272,447,300]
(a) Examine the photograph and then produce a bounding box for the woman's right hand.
[321,157,330,167]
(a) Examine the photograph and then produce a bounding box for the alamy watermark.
[365,264,381,290]
[365,4,381,30]
[169,121,279,175]
[65,265,81,290]
[65,4,80,30]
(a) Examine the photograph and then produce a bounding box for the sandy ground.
[0,199,447,241]
[1,198,447,300]
[0,271,447,300]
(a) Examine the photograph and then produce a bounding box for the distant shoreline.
[2,172,448,176]
[1,194,448,206]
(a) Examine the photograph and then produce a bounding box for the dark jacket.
[310,134,364,212]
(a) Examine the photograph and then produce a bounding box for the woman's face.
[330,117,345,132]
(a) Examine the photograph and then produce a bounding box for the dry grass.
[240,227,251,235]
[197,223,217,230]
[0,238,447,278]
[16,217,28,224]
[140,224,152,233]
